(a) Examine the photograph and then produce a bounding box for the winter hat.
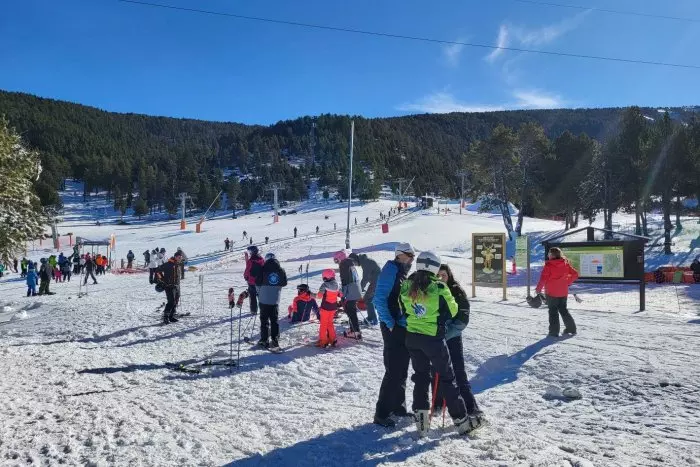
[322,269,336,281]
[333,251,347,263]
[348,253,360,264]
[265,252,276,261]
[394,242,415,257]
[174,251,183,258]
[416,251,441,275]
[247,245,259,255]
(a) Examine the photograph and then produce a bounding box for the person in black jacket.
[691,256,700,282]
[350,253,381,325]
[126,250,135,269]
[156,251,183,324]
[435,264,482,419]
[254,253,288,349]
[38,258,53,295]
[83,254,98,285]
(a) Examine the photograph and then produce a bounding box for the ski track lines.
[1,212,700,465]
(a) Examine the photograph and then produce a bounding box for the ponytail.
[408,270,433,300]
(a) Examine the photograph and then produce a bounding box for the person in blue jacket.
[372,242,415,427]
[435,263,483,422]
[26,262,38,297]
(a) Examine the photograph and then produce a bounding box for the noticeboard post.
[472,232,507,300]
[515,235,530,296]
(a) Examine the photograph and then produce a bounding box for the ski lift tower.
[266,183,283,223]
[179,192,191,230]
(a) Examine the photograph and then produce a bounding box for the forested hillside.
[1,91,698,236]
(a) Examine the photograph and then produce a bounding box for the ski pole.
[229,303,234,373]
[236,304,243,369]
[442,400,447,429]
[429,372,440,421]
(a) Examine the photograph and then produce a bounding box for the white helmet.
[416,251,441,275]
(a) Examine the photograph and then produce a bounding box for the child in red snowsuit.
[288,284,319,323]
[317,270,341,347]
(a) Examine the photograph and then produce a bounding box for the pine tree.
[0,118,46,263]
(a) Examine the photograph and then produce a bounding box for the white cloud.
[397,92,505,114]
[485,25,509,63]
[443,42,465,67]
[513,90,563,109]
[397,90,564,114]
[485,11,589,62]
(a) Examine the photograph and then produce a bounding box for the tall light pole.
[345,120,354,250]
[457,171,469,215]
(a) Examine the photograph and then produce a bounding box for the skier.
[157,248,166,267]
[83,254,98,285]
[254,252,287,350]
[334,223,336,231]
[143,249,151,267]
[316,226,319,234]
[400,251,475,436]
[249,237,253,245]
[176,247,188,279]
[242,231,248,240]
[20,257,28,278]
[60,254,72,282]
[355,218,357,226]
[265,236,269,245]
[53,263,62,283]
[48,255,57,279]
[293,227,297,238]
[225,237,230,251]
[536,247,579,337]
[26,262,38,297]
[316,270,340,347]
[435,264,483,420]
[126,250,135,269]
[12,258,18,273]
[38,258,53,295]
[373,242,415,427]
[691,256,700,282]
[335,251,362,339]
[288,284,319,323]
[156,250,183,324]
[349,253,380,325]
[148,249,159,284]
[243,245,265,315]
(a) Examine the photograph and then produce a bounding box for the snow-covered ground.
[1,187,699,466]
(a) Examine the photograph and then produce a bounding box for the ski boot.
[257,339,269,349]
[373,415,396,428]
[414,410,430,437]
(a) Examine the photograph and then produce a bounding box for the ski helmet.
[160,248,166,254]
[297,284,310,294]
[265,252,276,261]
[322,269,336,281]
[415,251,441,275]
[247,245,259,255]
[333,250,347,263]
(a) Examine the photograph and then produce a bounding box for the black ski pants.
[405,332,467,420]
[434,336,480,415]
[163,286,178,320]
[149,268,156,284]
[248,284,259,314]
[344,299,361,333]
[548,296,576,335]
[83,270,97,285]
[259,304,279,342]
[375,324,410,419]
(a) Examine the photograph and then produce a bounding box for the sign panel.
[515,235,529,266]
[560,245,624,279]
[472,233,507,298]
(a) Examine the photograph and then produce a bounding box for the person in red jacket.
[244,245,265,315]
[536,247,579,337]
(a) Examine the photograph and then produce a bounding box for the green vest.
[400,276,458,337]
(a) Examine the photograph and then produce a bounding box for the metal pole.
[345,120,354,250]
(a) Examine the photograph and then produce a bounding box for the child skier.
[288,284,319,323]
[316,269,341,347]
[26,262,38,297]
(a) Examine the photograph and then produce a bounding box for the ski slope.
[1,193,699,466]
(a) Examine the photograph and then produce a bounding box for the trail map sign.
[561,245,624,279]
[472,232,507,300]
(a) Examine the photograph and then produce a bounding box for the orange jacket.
[536,258,579,298]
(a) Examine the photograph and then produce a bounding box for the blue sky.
[1,0,699,124]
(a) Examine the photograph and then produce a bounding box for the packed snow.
[1,186,699,466]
